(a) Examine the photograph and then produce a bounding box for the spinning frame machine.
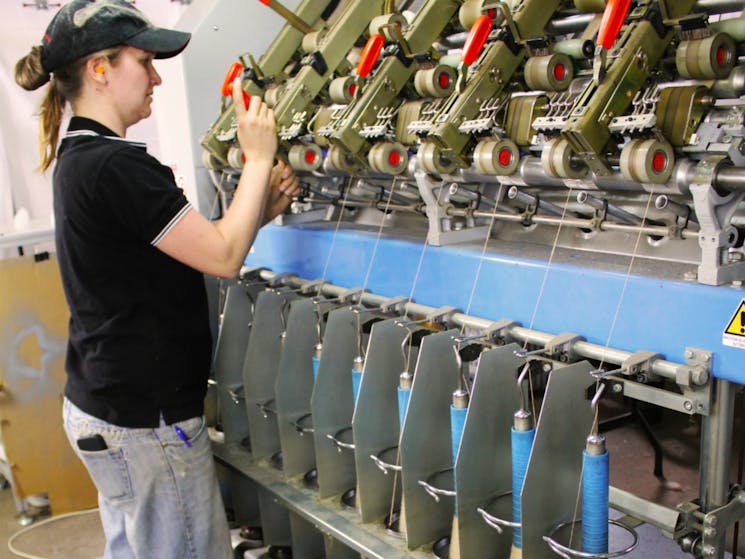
[190,0,745,557]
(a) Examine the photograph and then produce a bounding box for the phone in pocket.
[76,434,108,451]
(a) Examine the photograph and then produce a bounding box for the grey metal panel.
[311,306,359,499]
[455,344,524,559]
[213,284,254,445]
[243,289,293,460]
[521,361,596,559]
[258,485,292,547]
[289,510,325,559]
[352,318,409,523]
[400,329,460,550]
[275,297,321,478]
[213,441,432,559]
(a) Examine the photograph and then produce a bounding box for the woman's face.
[107,46,162,128]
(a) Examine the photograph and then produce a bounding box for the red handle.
[221,62,243,96]
[596,0,631,50]
[462,15,493,66]
[357,34,385,78]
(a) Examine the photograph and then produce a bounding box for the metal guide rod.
[257,0,314,35]
[255,270,695,381]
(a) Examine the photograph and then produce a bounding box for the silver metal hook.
[514,347,546,358]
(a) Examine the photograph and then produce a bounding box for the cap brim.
[126,27,191,59]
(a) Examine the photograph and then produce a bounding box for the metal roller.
[419,142,459,175]
[676,32,737,80]
[368,12,407,40]
[541,137,588,179]
[368,142,409,175]
[573,0,607,12]
[413,65,457,98]
[325,144,362,173]
[227,145,244,170]
[202,149,221,171]
[301,30,323,53]
[459,0,488,30]
[473,138,520,175]
[264,84,286,109]
[523,53,574,91]
[619,138,675,184]
[288,143,323,172]
[328,76,357,104]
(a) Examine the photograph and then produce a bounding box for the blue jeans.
[62,398,232,559]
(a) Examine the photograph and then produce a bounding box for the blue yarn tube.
[450,404,467,515]
[397,386,411,429]
[311,356,320,380]
[511,426,535,549]
[351,367,363,404]
[582,449,609,554]
[450,405,467,466]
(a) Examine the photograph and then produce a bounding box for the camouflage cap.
[41,0,191,73]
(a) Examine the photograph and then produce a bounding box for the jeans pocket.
[78,447,134,502]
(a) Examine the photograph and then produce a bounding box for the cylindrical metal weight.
[329,76,357,104]
[288,143,323,172]
[414,65,457,98]
[326,144,361,173]
[676,32,736,80]
[524,53,574,91]
[369,142,409,175]
[369,13,407,40]
[473,138,520,175]
[541,137,588,179]
[227,145,244,170]
[419,142,458,175]
[619,138,675,184]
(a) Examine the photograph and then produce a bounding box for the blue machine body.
[246,224,745,383]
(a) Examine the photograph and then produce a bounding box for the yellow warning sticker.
[723,299,745,349]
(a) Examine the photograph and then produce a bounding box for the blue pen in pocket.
[173,425,192,447]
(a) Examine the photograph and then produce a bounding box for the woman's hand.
[264,159,301,223]
[233,77,277,165]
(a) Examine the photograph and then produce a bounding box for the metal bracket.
[379,295,409,315]
[544,332,585,362]
[621,350,662,381]
[482,319,519,345]
[267,272,298,288]
[414,170,492,246]
[701,488,745,558]
[425,305,459,325]
[690,158,745,286]
[299,279,326,295]
[338,287,366,304]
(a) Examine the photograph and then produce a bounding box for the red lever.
[221,62,243,96]
[357,34,385,78]
[596,0,631,50]
[462,15,493,66]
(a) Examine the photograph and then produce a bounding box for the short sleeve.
[95,147,191,244]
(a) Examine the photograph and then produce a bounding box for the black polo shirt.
[54,116,211,427]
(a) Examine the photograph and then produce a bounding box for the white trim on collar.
[63,130,147,149]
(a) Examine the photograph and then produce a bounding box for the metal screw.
[706,515,718,526]
[684,400,693,412]
[703,545,716,557]
[704,527,717,538]
[612,383,623,393]
[685,350,694,359]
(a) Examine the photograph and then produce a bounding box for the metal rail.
[255,269,701,384]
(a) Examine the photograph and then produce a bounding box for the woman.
[15,1,300,557]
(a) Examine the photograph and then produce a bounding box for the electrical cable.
[7,507,101,559]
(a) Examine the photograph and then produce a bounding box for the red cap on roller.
[462,15,493,66]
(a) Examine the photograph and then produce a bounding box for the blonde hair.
[15,46,122,172]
